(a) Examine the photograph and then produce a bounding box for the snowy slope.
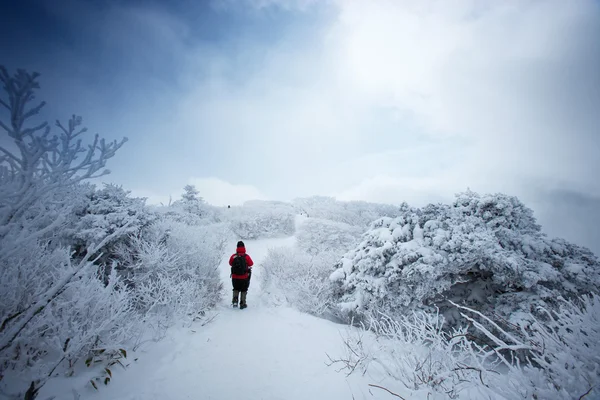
[39,216,398,400]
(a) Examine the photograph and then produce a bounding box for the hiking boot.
[232,290,239,307]
[240,302,247,309]
[240,291,247,307]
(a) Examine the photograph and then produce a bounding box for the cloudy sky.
[1,0,599,252]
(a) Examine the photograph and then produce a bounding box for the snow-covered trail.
[69,219,388,400]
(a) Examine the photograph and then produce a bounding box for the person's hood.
[236,246,246,254]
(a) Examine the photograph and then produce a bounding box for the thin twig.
[368,384,406,399]
[200,313,219,326]
[47,356,65,378]
[579,386,595,400]
[0,309,26,333]
[452,365,488,387]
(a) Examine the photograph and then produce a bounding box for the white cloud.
[188,177,266,206]
[335,174,451,206]
[41,0,599,251]
[171,0,599,203]
[327,0,600,193]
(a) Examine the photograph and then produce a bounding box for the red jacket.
[229,246,254,279]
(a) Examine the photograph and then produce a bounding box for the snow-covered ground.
[38,218,397,400]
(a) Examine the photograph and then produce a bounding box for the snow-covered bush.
[115,219,228,336]
[455,295,600,399]
[261,215,365,317]
[293,196,400,227]
[58,183,157,268]
[334,295,600,399]
[227,201,295,239]
[0,229,132,397]
[69,184,153,242]
[330,191,600,330]
[296,218,363,255]
[15,263,136,378]
[261,248,338,317]
[260,214,367,317]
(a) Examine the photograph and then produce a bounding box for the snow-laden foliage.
[0,183,150,395]
[68,184,153,244]
[261,248,338,317]
[115,219,227,337]
[58,183,157,268]
[293,196,400,227]
[226,201,295,239]
[335,295,600,399]
[331,191,600,328]
[296,218,364,255]
[261,218,363,318]
[0,229,133,396]
[9,263,137,379]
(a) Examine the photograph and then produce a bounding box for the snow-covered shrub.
[296,218,363,255]
[293,196,400,227]
[115,219,228,335]
[57,183,157,270]
[261,248,338,317]
[14,264,136,378]
[0,199,137,395]
[68,184,153,243]
[260,215,366,317]
[331,310,487,399]
[227,201,295,239]
[455,295,600,399]
[330,190,600,330]
[334,295,600,399]
[0,229,132,397]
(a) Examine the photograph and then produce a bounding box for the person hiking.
[228,241,254,309]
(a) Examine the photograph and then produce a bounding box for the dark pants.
[232,278,250,292]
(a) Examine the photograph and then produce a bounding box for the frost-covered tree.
[0,67,127,235]
[181,184,201,203]
[330,191,600,330]
[0,66,129,398]
[65,183,155,257]
[178,184,203,215]
[164,185,220,225]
